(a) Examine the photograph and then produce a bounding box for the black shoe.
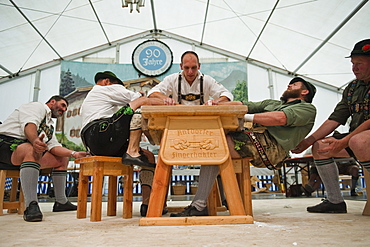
[170,205,208,217]
[307,199,347,213]
[140,204,168,217]
[23,201,43,222]
[122,153,156,168]
[53,201,77,212]
[350,190,358,197]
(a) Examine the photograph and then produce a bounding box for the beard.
[280,88,302,102]
[51,109,62,118]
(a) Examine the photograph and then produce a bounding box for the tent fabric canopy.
[0,0,369,89]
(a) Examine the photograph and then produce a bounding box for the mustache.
[51,109,64,118]
[280,88,302,101]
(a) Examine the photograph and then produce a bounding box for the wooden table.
[139,105,253,226]
[282,156,313,197]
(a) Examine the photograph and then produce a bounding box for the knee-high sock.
[359,160,370,173]
[52,170,68,204]
[20,162,40,207]
[351,176,359,192]
[315,159,343,203]
[192,165,219,211]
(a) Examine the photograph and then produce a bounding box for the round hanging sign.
[132,40,173,77]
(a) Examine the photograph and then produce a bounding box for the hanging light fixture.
[122,0,145,13]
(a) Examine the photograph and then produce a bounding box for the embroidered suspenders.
[245,131,278,170]
[38,117,54,143]
[347,80,370,120]
[177,74,204,104]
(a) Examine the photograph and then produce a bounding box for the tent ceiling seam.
[89,0,111,46]
[293,0,369,74]
[9,0,63,73]
[200,0,210,45]
[19,0,73,75]
[221,1,287,70]
[0,29,341,93]
[247,0,280,60]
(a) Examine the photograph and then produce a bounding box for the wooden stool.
[0,168,24,216]
[75,156,133,222]
[362,169,370,216]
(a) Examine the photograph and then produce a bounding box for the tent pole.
[116,44,120,64]
[33,70,41,102]
[267,68,274,99]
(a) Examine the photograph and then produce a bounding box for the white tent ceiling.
[0,0,369,89]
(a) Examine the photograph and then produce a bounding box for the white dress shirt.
[148,71,233,105]
[81,84,141,129]
[0,101,61,150]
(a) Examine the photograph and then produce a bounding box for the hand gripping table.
[139,105,254,226]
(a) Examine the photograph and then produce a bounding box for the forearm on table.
[217,101,243,105]
[215,96,231,103]
[250,111,287,126]
[148,92,168,99]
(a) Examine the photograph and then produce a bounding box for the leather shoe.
[53,200,77,212]
[307,199,347,213]
[350,189,358,197]
[140,204,168,217]
[122,153,156,168]
[23,201,43,222]
[170,205,208,217]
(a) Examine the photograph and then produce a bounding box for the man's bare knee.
[311,140,326,159]
[11,143,39,165]
[40,153,69,169]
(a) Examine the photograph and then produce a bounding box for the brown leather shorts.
[228,130,288,168]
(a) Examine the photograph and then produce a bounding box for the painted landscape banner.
[58,60,247,151]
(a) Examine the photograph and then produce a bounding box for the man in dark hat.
[292,39,370,213]
[81,71,161,166]
[94,71,124,85]
[171,77,317,217]
[80,71,169,217]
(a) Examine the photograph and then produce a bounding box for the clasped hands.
[162,98,219,105]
